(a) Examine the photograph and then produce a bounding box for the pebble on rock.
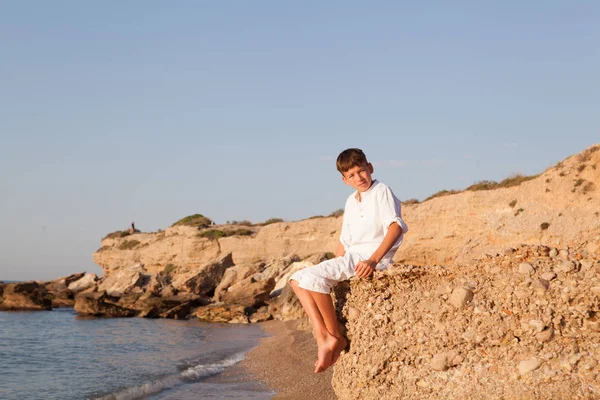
[518,263,535,275]
[532,279,550,292]
[541,272,557,281]
[431,354,448,371]
[518,358,542,375]
[529,320,545,333]
[449,287,474,308]
[535,328,554,343]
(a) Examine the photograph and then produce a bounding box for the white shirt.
[339,180,408,261]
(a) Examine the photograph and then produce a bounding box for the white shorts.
[289,252,391,294]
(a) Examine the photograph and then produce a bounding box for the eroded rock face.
[221,276,276,308]
[171,253,234,296]
[332,245,600,399]
[68,273,98,294]
[97,265,148,296]
[74,290,209,319]
[74,291,136,317]
[42,273,89,307]
[0,282,52,311]
[268,284,304,321]
[213,262,262,301]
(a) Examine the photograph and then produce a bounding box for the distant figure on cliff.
[289,148,408,374]
[130,222,135,234]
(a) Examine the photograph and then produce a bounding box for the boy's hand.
[355,259,377,278]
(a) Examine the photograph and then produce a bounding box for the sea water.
[0,308,274,399]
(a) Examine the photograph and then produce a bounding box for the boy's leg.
[289,280,341,373]
[310,291,348,365]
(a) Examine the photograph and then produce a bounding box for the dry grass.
[118,240,140,250]
[403,199,420,205]
[576,145,599,163]
[424,173,537,203]
[497,174,538,188]
[329,209,345,218]
[583,182,596,195]
[103,230,131,239]
[424,189,460,202]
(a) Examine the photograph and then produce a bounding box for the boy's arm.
[354,223,403,278]
[335,241,346,257]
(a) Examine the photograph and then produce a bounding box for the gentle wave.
[91,351,247,400]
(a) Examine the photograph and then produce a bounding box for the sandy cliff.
[94,144,600,276]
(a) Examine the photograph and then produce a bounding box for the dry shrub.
[424,190,460,202]
[119,240,140,250]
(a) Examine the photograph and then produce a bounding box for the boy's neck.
[355,180,376,202]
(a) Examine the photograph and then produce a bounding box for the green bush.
[171,214,213,229]
[263,218,284,225]
[230,220,253,226]
[198,229,226,240]
[231,228,254,236]
[119,240,140,250]
[198,228,254,240]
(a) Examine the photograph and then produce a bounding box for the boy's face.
[341,162,374,192]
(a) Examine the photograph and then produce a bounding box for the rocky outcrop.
[68,273,98,294]
[74,290,210,319]
[0,282,52,311]
[214,262,263,301]
[331,245,600,399]
[171,253,234,295]
[221,276,276,308]
[93,144,600,278]
[93,218,342,276]
[97,265,147,296]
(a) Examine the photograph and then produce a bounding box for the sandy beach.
[217,319,337,399]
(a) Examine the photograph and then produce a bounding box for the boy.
[289,148,408,373]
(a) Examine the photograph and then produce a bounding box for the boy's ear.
[368,162,374,173]
[341,173,349,185]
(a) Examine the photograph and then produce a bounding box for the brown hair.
[336,148,368,173]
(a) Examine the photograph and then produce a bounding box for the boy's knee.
[289,279,298,289]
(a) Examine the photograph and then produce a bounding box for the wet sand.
[217,320,337,399]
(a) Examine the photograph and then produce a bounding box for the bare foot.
[331,335,348,366]
[314,334,339,373]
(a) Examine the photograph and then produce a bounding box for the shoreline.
[213,319,337,399]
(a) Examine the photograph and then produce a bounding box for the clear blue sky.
[1,1,598,281]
